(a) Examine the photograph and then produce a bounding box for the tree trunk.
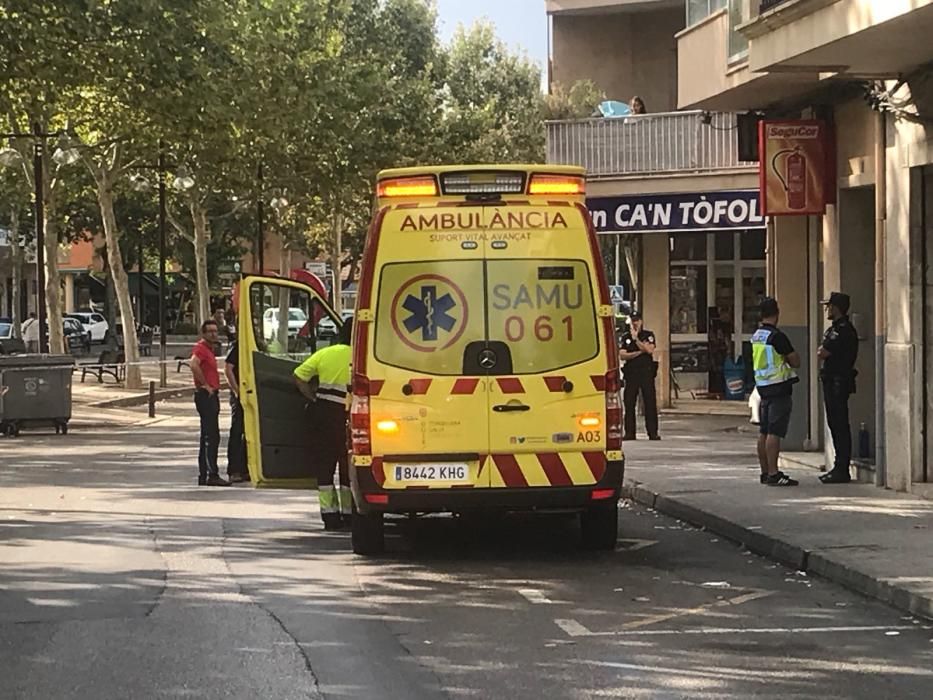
[191,201,211,326]
[43,216,65,354]
[96,171,142,388]
[9,207,22,338]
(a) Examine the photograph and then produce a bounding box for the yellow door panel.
[238,276,342,488]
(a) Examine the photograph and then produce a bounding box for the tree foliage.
[0,0,566,369]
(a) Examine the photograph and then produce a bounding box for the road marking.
[616,538,658,552]
[554,618,593,637]
[517,588,553,605]
[559,624,916,638]
[618,589,775,630]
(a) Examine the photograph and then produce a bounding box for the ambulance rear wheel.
[352,511,385,555]
[580,503,618,551]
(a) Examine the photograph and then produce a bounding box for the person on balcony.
[630,96,647,115]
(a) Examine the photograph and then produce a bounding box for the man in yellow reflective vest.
[752,297,801,487]
[293,323,352,530]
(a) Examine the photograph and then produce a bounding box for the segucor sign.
[587,190,765,234]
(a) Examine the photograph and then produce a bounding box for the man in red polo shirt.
[190,320,230,486]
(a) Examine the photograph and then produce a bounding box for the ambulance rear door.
[366,205,492,490]
[238,276,343,488]
[483,203,611,490]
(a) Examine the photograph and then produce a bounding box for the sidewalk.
[623,414,933,620]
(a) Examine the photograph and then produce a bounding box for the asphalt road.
[1,405,931,699]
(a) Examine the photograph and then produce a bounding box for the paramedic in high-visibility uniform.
[293,323,352,530]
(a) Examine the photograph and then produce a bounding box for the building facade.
[546,0,933,496]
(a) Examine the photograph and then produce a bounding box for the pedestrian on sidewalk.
[751,297,801,486]
[190,320,230,487]
[21,312,39,353]
[293,323,352,530]
[619,312,660,440]
[818,292,859,484]
[224,338,249,483]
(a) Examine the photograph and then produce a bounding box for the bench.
[81,350,126,383]
[138,329,153,357]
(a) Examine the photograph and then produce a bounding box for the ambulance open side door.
[238,275,344,488]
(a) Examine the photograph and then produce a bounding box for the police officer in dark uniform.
[620,312,660,441]
[817,291,859,484]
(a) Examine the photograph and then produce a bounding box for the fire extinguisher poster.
[759,120,833,216]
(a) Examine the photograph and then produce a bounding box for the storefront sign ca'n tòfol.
[587,190,765,235]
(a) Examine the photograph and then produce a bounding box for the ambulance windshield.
[374,258,598,375]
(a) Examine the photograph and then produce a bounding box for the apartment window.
[687,0,727,26]
[728,0,759,62]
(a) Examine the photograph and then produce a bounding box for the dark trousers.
[195,389,221,479]
[823,377,852,474]
[624,371,659,438]
[315,401,349,489]
[227,397,247,477]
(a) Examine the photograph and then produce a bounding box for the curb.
[622,480,933,621]
[85,387,192,409]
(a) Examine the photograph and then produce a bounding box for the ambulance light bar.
[440,171,525,195]
[528,174,586,196]
[376,175,438,198]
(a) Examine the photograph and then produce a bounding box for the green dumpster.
[0,355,75,436]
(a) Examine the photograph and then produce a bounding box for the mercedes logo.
[478,349,498,370]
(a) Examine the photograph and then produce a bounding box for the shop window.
[741,271,766,333]
[670,265,708,334]
[715,232,735,260]
[670,234,707,262]
[741,229,766,259]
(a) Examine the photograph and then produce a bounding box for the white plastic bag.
[748,387,761,425]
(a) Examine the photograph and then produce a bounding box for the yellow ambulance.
[349,165,624,553]
[237,165,624,555]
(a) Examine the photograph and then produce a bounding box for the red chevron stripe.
[537,452,573,487]
[452,378,480,395]
[497,377,525,394]
[493,454,528,487]
[591,374,607,391]
[369,379,385,396]
[371,457,385,486]
[583,452,607,481]
[543,376,567,392]
[408,378,433,395]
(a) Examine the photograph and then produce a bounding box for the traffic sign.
[304,261,328,277]
[217,260,242,274]
[609,285,625,304]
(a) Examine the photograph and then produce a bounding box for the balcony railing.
[546,110,753,178]
[759,0,791,11]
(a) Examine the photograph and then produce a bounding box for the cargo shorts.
[759,394,792,439]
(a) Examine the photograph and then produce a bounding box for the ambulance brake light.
[376,176,438,198]
[528,174,585,196]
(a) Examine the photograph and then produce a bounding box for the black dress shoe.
[622,434,637,441]
[819,471,852,484]
[648,435,661,441]
[198,476,207,486]
[206,475,231,486]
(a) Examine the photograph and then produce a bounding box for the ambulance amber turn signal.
[377,176,438,198]
[528,174,585,196]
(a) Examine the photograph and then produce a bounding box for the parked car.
[317,309,354,340]
[262,307,308,340]
[66,311,109,343]
[0,321,26,355]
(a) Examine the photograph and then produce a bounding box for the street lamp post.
[32,123,48,354]
[257,161,265,274]
[158,142,167,388]
[0,125,79,354]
